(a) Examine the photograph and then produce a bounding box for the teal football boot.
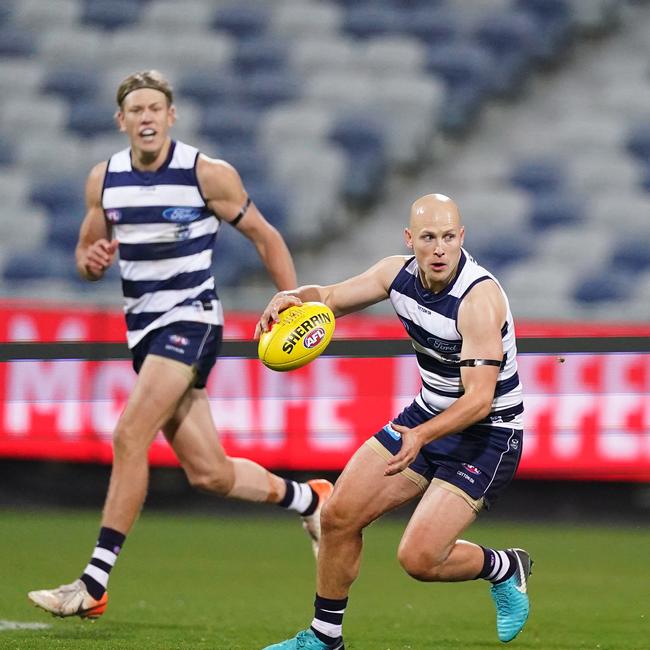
[490,548,532,643]
[262,629,344,650]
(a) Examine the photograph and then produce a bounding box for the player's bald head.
[409,193,461,230]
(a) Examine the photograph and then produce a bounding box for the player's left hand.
[384,423,426,476]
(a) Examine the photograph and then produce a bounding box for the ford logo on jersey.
[162,207,202,222]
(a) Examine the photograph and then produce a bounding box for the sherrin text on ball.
[258,301,335,371]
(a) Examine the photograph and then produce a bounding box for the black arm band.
[459,359,502,367]
[229,196,251,227]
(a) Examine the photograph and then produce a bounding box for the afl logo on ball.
[303,327,326,349]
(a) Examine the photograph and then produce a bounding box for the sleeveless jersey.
[389,250,523,430]
[102,140,223,348]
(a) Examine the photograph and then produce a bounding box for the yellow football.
[258,301,335,371]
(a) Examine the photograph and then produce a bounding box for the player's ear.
[168,104,177,126]
[404,227,413,249]
[115,110,126,132]
[459,225,465,246]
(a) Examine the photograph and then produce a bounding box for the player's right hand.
[81,238,118,280]
[254,291,302,339]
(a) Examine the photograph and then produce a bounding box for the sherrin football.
[258,301,335,371]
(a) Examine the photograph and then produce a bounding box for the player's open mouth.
[139,129,156,141]
[431,262,446,271]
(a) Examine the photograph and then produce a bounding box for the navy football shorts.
[372,399,522,510]
[131,321,223,389]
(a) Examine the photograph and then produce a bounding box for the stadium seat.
[233,37,288,76]
[625,122,650,162]
[514,0,575,64]
[42,65,104,102]
[528,191,584,230]
[0,136,16,166]
[38,27,112,67]
[247,181,289,231]
[0,27,36,57]
[240,71,301,109]
[212,4,270,39]
[425,42,494,133]
[509,158,566,195]
[611,238,650,273]
[3,248,70,282]
[199,104,261,148]
[470,229,536,273]
[472,11,538,97]
[342,6,405,39]
[29,177,84,217]
[82,0,143,31]
[67,99,116,138]
[401,7,462,45]
[329,114,388,205]
[210,144,269,187]
[177,69,243,104]
[573,270,633,304]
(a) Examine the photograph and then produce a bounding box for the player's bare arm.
[255,256,408,338]
[76,161,118,281]
[386,279,506,476]
[197,155,296,291]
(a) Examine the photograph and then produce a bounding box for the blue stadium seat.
[67,99,117,138]
[214,144,269,187]
[0,27,36,56]
[212,218,267,286]
[82,0,143,30]
[48,211,83,251]
[514,0,574,64]
[471,229,536,273]
[510,158,566,195]
[473,12,538,97]
[425,42,494,133]
[240,71,300,109]
[625,122,650,162]
[528,192,584,230]
[402,7,462,45]
[42,65,103,102]
[329,114,388,205]
[199,104,261,148]
[177,70,243,104]
[612,238,650,273]
[29,178,84,216]
[573,271,633,304]
[247,181,289,231]
[234,37,288,76]
[213,4,270,39]
[343,6,405,39]
[3,248,70,281]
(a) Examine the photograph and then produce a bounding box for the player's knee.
[112,421,147,458]
[397,541,445,581]
[320,497,358,536]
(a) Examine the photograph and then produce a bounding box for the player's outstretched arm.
[197,155,297,291]
[386,280,506,476]
[76,162,118,281]
[254,256,407,339]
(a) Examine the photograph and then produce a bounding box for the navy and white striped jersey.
[389,250,523,430]
[102,140,223,348]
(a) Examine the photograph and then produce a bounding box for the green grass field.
[1,509,648,649]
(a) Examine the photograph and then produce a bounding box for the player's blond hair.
[116,70,174,108]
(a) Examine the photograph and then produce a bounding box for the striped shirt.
[389,250,523,430]
[102,140,223,348]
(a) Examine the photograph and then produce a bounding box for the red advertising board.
[0,302,649,481]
